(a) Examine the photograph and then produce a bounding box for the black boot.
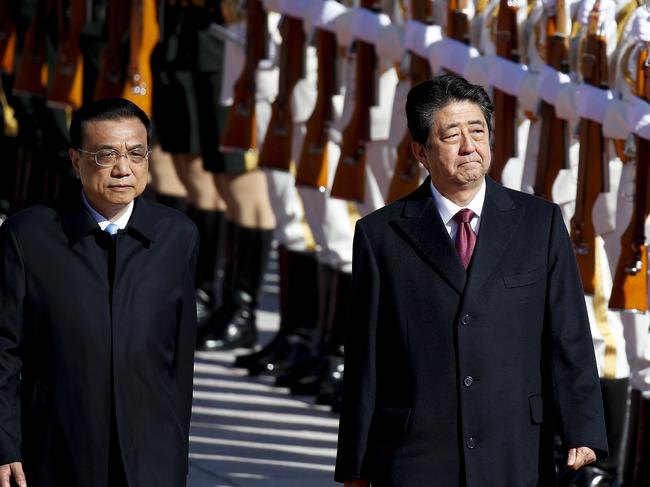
[196,219,237,343]
[197,226,273,351]
[194,209,226,319]
[638,397,650,486]
[249,249,321,377]
[288,262,336,394]
[156,193,188,213]
[566,378,629,487]
[625,395,650,487]
[233,246,290,369]
[314,270,350,411]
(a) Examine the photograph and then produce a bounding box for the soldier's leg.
[148,145,188,212]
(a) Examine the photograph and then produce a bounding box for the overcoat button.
[460,314,471,325]
[463,376,474,387]
[466,437,476,449]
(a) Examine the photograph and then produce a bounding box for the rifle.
[447,0,470,45]
[386,0,432,203]
[220,0,267,164]
[569,1,609,294]
[532,0,570,200]
[258,15,305,171]
[13,0,52,97]
[490,0,519,182]
[121,0,159,116]
[93,0,129,100]
[295,25,338,190]
[609,42,650,312]
[330,0,377,203]
[0,0,16,74]
[47,0,85,109]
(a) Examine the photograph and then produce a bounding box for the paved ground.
[187,251,339,486]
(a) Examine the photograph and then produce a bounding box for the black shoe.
[274,352,325,388]
[248,333,314,377]
[315,355,344,406]
[197,305,258,351]
[233,331,286,369]
[195,288,214,324]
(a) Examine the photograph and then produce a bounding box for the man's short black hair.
[406,75,493,147]
[69,97,152,148]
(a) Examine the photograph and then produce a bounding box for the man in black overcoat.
[0,98,199,486]
[335,75,608,487]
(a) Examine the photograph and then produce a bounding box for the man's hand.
[567,446,596,470]
[344,480,369,487]
[0,462,26,487]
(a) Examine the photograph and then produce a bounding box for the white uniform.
[333,2,400,215]
[605,4,650,395]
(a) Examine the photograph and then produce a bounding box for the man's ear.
[411,141,427,166]
[69,148,81,178]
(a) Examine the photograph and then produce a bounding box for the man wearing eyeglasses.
[0,97,199,487]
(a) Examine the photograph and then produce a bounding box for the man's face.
[413,101,491,196]
[70,117,148,216]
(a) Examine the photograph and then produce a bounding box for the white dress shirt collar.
[81,191,134,231]
[430,178,486,236]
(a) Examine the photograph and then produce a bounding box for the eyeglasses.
[77,147,152,167]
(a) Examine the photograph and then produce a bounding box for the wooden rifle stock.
[570,7,609,294]
[0,0,16,74]
[220,0,267,159]
[609,46,650,312]
[490,0,519,182]
[94,0,129,100]
[447,0,470,45]
[259,15,305,171]
[13,0,52,97]
[47,0,85,109]
[121,0,159,116]
[330,0,377,203]
[295,28,338,190]
[532,0,569,200]
[386,0,432,203]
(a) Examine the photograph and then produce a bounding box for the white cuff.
[463,55,493,88]
[489,57,528,97]
[630,7,650,42]
[404,20,442,59]
[375,24,404,63]
[278,0,311,18]
[334,9,356,47]
[429,40,444,73]
[262,0,282,13]
[310,0,347,33]
[575,84,613,123]
[439,38,480,76]
[554,82,579,121]
[518,72,540,112]
[538,64,571,106]
[602,98,629,139]
[353,8,391,45]
[628,95,650,140]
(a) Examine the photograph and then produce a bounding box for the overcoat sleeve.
[0,224,25,464]
[335,221,380,482]
[175,226,199,464]
[546,205,608,458]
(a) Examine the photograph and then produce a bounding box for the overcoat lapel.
[463,178,525,300]
[393,179,466,294]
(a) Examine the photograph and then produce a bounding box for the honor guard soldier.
[196,0,279,351]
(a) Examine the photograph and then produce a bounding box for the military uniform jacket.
[0,196,199,487]
[335,177,608,486]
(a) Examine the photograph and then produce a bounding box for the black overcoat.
[335,177,608,486]
[0,196,199,487]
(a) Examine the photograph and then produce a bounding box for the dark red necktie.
[453,209,477,269]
